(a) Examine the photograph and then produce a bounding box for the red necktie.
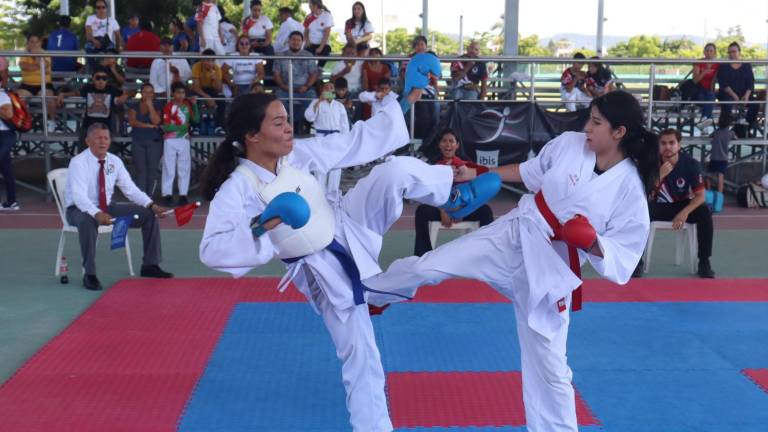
[98,160,108,213]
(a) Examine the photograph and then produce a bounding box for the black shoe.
[140,265,174,279]
[83,274,103,291]
[177,195,189,206]
[162,195,173,206]
[697,259,715,279]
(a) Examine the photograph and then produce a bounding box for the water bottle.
[59,256,69,284]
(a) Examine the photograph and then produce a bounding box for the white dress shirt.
[304,99,350,133]
[275,17,305,53]
[63,150,152,217]
[149,57,192,94]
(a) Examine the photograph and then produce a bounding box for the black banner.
[423,102,590,167]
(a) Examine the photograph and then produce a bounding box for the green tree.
[518,34,552,57]
[0,0,27,50]
[608,35,662,58]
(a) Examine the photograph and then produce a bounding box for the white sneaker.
[697,118,713,128]
[0,201,20,211]
[47,120,57,132]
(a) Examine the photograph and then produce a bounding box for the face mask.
[322,91,335,101]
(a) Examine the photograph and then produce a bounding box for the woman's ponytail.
[201,138,241,201]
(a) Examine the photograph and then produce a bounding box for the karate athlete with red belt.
[198,92,499,432]
[364,91,658,432]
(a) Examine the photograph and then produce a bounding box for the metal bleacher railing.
[1,50,766,196]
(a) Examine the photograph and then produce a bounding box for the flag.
[110,215,133,250]
[174,203,199,227]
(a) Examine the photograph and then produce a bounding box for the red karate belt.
[534,191,583,312]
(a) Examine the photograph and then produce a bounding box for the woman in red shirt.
[691,43,719,124]
[361,48,391,119]
[414,128,494,256]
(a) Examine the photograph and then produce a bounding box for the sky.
[323,0,768,47]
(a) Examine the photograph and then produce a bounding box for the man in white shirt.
[330,44,364,94]
[150,37,192,95]
[0,88,18,210]
[274,7,305,54]
[64,123,173,290]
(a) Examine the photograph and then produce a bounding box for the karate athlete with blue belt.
[198,92,499,432]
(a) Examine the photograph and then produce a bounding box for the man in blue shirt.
[47,16,80,72]
[121,14,140,43]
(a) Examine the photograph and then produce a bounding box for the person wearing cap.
[150,37,192,95]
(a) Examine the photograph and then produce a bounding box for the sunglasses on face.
[93,75,108,81]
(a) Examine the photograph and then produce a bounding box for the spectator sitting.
[636,128,715,279]
[274,7,305,54]
[149,37,192,96]
[125,19,161,71]
[585,57,615,98]
[243,1,274,56]
[304,80,350,195]
[708,111,736,213]
[219,14,239,55]
[121,14,140,43]
[191,49,226,135]
[63,123,173,291]
[0,86,19,210]
[84,0,122,71]
[401,36,441,115]
[184,16,200,53]
[196,0,225,54]
[17,34,59,132]
[450,40,488,101]
[692,43,719,127]
[58,66,129,150]
[304,0,334,68]
[361,47,391,119]
[161,82,200,206]
[222,35,265,97]
[47,16,82,73]
[344,2,374,50]
[273,31,319,134]
[413,128,494,256]
[560,52,591,111]
[97,48,126,90]
[330,43,364,95]
[170,17,190,53]
[127,83,163,195]
[359,77,395,116]
[717,42,757,130]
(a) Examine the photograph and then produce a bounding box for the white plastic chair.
[642,221,697,274]
[47,168,134,277]
[428,221,480,249]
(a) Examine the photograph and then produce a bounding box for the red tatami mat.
[0,278,275,432]
[743,369,768,394]
[387,371,599,428]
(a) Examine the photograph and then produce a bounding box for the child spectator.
[161,82,200,206]
[708,111,736,213]
[560,52,591,111]
[333,77,354,124]
[304,80,350,195]
[585,57,615,98]
[358,77,395,116]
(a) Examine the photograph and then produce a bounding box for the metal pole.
[647,63,656,129]
[503,0,520,82]
[410,102,416,139]
[421,0,428,38]
[381,0,386,54]
[243,0,251,20]
[109,0,116,23]
[165,57,172,100]
[60,0,70,16]
[288,59,294,128]
[459,15,464,55]
[597,0,605,56]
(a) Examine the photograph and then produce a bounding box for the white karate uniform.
[304,99,351,196]
[199,96,453,432]
[161,137,191,196]
[365,131,650,432]
[358,91,398,116]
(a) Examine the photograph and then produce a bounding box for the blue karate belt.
[283,239,412,305]
[315,129,340,136]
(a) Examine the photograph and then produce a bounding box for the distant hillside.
[541,33,714,50]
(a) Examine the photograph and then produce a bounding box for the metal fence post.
[647,63,656,130]
[40,56,52,196]
[288,60,294,127]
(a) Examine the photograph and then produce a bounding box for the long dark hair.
[309,0,329,13]
[201,93,279,200]
[425,127,467,163]
[346,2,368,31]
[590,91,659,194]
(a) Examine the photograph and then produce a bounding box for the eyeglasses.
[93,75,108,81]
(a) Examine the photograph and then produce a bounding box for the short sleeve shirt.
[304,11,334,45]
[653,153,705,203]
[223,55,265,85]
[244,15,274,40]
[274,50,317,87]
[191,62,223,88]
[450,56,488,86]
[86,15,120,42]
[346,19,374,40]
[80,84,123,129]
[0,90,11,131]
